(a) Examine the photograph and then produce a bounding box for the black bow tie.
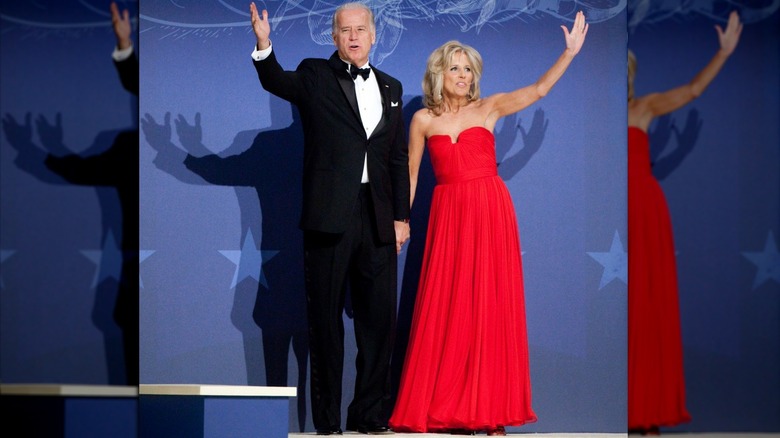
[349,64,371,80]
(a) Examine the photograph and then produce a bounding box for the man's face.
[333,8,375,67]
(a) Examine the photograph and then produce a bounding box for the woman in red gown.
[627,11,742,435]
[389,12,589,435]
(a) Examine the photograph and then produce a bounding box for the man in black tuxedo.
[110,1,138,96]
[250,2,410,435]
[36,2,139,385]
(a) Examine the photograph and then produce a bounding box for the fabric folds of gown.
[627,126,691,430]
[390,126,536,432]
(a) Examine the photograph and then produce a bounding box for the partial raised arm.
[641,11,742,119]
[490,11,589,119]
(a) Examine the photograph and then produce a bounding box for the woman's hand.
[562,10,588,56]
[716,10,743,57]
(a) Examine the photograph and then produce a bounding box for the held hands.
[249,2,271,50]
[394,221,410,255]
[110,1,132,50]
[716,11,743,57]
[561,10,588,56]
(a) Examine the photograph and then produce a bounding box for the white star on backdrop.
[139,250,156,289]
[742,230,780,290]
[587,230,628,290]
[219,229,279,289]
[80,231,123,288]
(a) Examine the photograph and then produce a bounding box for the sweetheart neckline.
[428,126,493,144]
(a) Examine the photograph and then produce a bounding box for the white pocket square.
[391,101,399,107]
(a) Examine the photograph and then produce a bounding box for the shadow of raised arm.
[35,113,73,157]
[498,107,548,180]
[3,112,66,184]
[653,109,701,181]
[142,112,205,184]
[175,112,213,157]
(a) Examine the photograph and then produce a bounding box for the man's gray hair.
[332,2,376,36]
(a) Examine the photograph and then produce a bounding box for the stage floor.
[289,433,780,437]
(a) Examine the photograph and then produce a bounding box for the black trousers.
[303,184,397,431]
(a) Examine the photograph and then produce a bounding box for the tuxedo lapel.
[337,75,361,123]
[371,71,390,137]
[329,53,362,125]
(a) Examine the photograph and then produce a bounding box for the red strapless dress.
[627,126,691,429]
[390,126,537,432]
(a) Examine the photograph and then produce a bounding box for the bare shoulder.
[411,108,434,129]
[628,95,653,116]
[628,95,657,130]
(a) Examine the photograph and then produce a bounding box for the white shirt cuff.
[251,41,273,61]
[112,45,134,62]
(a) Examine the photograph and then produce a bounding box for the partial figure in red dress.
[389,12,589,436]
[627,11,742,435]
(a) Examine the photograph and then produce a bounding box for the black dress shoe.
[316,427,343,435]
[356,425,393,435]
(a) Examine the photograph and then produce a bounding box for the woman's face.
[442,51,473,99]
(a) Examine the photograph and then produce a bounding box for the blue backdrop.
[627,0,780,432]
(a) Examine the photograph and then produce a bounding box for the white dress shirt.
[351,61,382,183]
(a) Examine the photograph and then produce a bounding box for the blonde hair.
[332,2,376,37]
[422,40,483,116]
[628,49,637,101]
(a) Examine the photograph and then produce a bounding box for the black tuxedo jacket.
[113,52,138,96]
[254,49,409,243]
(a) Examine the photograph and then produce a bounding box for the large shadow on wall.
[141,97,308,431]
[648,110,701,180]
[2,110,139,386]
[390,96,548,398]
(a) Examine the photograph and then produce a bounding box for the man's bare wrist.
[118,39,132,50]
